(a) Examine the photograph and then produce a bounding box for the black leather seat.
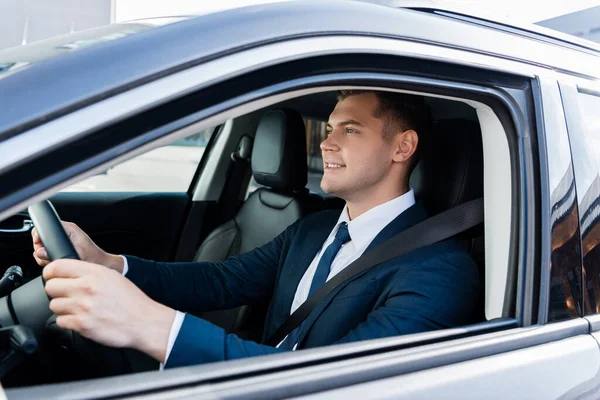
[410,118,485,322]
[411,119,483,215]
[194,109,324,336]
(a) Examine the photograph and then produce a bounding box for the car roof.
[0,0,598,140]
[367,0,600,53]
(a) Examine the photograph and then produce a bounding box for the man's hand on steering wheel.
[30,213,175,364]
[43,259,175,363]
[32,221,124,273]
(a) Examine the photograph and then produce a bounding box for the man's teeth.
[326,163,344,168]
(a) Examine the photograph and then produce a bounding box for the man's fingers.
[55,315,85,333]
[33,252,50,267]
[32,227,41,244]
[43,259,94,280]
[34,247,48,260]
[44,277,85,298]
[49,297,78,315]
[33,221,74,243]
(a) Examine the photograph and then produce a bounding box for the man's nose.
[320,132,339,152]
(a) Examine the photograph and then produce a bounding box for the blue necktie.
[279,222,351,350]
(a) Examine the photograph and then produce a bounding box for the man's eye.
[346,128,356,134]
[326,130,333,135]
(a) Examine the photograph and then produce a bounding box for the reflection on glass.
[542,80,583,322]
[548,166,582,320]
[567,90,600,316]
[0,17,188,77]
[582,177,600,314]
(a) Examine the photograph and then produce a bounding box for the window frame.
[1,38,545,397]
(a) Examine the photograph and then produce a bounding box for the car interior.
[0,88,515,386]
[194,93,491,341]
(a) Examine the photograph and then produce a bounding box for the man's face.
[321,93,398,201]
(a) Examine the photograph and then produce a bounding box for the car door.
[126,73,596,400]
[124,67,599,400]
[0,41,556,400]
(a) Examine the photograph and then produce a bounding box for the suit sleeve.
[164,313,287,368]
[162,251,479,369]
[123,226,288,312]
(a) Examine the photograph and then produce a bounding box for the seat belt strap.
[265,198,484,347]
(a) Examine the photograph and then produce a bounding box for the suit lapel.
[295,202,429,346]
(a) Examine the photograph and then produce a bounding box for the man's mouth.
[324,162,346,169]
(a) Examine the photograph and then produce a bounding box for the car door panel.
[298,334,600,400]
[0,192,189,280]
[95,321,585,400]
[51,191,189,261]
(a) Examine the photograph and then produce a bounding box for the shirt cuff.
[159,311,186,370]
[121,255,129,276]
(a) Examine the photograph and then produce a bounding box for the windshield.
[0,17,188,78]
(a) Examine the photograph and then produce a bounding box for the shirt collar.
[335,189,416,251]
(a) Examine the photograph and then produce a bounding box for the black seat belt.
[265,197,484,347]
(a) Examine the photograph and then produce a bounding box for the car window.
[562,88,600,316]
[61,128,214,192]
[573,91,600,315]
[541,80,584,323]
[247,118,327,197]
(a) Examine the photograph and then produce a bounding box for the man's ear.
[392,129,418,163]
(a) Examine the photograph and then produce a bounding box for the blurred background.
[1,0,599,51]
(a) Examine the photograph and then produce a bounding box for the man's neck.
[345,186,410,220]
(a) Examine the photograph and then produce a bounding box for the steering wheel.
[0,201,79,369]
[7,200,79,331]
[0,201,158,382]
[28,201,80,262]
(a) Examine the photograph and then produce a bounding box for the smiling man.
[322,91,422,219]
[34,90,479,370]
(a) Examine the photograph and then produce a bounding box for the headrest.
[252,109,308,191]
[410,119,484,215]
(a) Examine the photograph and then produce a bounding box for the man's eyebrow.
[326,119,365,127]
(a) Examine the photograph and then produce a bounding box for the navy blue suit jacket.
[125,202,479,368]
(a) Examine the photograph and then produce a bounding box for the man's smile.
[324,162,346,170]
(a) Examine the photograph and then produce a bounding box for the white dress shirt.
[278,189,416,348]
[122,189,416,367]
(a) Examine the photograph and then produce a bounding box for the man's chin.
[320,181,344,198]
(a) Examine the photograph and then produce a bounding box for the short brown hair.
[337,90,432,170]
